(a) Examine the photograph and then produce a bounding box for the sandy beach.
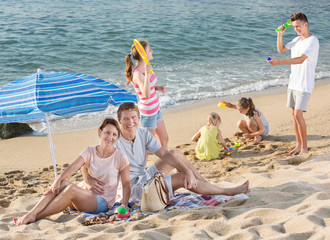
[1,79,330,239]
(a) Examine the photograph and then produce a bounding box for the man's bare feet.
[229,180,249,195]
[289,146,301,155]
[14,212,37,226]
[240,180,249,194]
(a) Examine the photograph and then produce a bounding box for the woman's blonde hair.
[207,112,221,126]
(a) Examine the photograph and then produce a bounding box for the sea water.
[1,0,329,133]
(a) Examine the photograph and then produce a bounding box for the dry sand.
[0,79,330,239]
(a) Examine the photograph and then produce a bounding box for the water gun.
[276,19,293,32]
[134,39,154,74]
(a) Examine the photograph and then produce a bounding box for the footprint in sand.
[286,156,309,166]
[271,144,279,149]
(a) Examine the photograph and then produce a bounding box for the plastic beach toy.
[275,19,293,32]
[116,206,129,219]
[134,39,154,74]
[234,141,241,147]
[225,146,234,155]
[267,57,272,61]
[218,101,226,108]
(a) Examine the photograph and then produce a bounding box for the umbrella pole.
[44,113,58,178]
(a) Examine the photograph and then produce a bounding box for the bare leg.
[155,120,169,149]
[171,173,249,195]
[15,180,71,226]
[15,181,97,226]
[289,108,302,155]
[36,184,97,219]
[294,109,308,154]
[246,118,262,143]
[237,120,253,140]
[155,149,207,182]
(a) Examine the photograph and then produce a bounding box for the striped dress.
[132,69,160,116]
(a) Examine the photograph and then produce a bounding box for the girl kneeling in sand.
[192,112,229,160]
[220,97,269,143]
[14,118,130,226]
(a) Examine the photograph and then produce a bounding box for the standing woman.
[125,40,169,149]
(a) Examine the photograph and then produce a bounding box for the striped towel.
[78,192,248,226]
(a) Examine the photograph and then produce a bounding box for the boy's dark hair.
[291,12,308,23]
[117,102,140,120]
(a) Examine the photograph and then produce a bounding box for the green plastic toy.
[275,19,293,32]
[234,141,241,148]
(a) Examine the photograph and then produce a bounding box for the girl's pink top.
[132,69,160,116]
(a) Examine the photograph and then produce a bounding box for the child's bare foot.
[289,146,301,155]
[254,136,262,143]
[14,213,36,226]
[243,133,253,140]
[299,148,309,155]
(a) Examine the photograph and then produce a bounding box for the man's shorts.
[130,163,174,202]
[287,89,311,112]
[140,110,163,129]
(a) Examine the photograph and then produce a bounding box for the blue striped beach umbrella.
[0,69,137,177]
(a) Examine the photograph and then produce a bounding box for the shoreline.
[1,78,330,173]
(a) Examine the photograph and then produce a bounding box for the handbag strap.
[154,172,170,205]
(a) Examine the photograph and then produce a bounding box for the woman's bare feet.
[14,212,37,226]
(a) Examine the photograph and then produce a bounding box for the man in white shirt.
[268,12,319,155]
[83,102,249,202]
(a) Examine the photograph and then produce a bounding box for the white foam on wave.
[27,71,329,134]
[28,105,118,134]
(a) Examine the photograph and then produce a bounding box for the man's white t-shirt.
[114,128,162,201]
[285,35,319,93]
[114,128,161,182]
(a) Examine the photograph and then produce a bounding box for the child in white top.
[221,97,269,143]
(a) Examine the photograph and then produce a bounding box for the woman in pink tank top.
[125,40,169,149]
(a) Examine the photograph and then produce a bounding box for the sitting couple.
[15,102,249,226]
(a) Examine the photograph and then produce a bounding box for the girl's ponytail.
[238,97,256,118]
[247,98,256,118]
[125,54,134,85]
